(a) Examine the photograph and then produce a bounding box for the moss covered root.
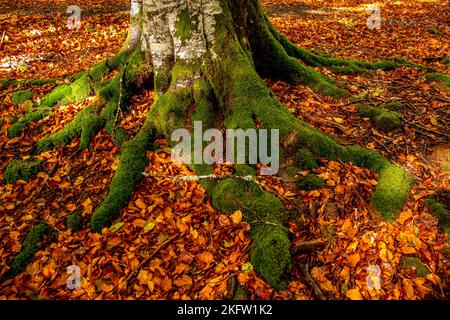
[244,1,347,98]
[6,52,139,139]
[36,48,149,152]
[90,121,156,232]
[0,78,60,88]
[359,104,402,132]
[7,73,96,138]
[400,257,430,277]
[67,212,83,232]
[427,73,450,92]
[425,191,450,238]
[4,223,52,279]
[266,15,429,73]
[37,98,105,152]
[211,176,291,290]
[4,159,43,184]
[295,148,319,170]
[297,174,327,191]
[11,90,35,105]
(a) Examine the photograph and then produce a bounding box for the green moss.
[8,76,92,138]
[373,112,402,132]
[284,164,299,177]
[113,128,129,147]
[428,28,443,36]
[265,14,430,73]
[330,65,366,75]
[295,148,319,170]
[67,212,83,232]
[69,73,92,102]
[359,104,402,132]
[0,78,59,88]
[150,87,194,138]
[383,102,404,112]
[90,122,155,232]
[37,106,103,151]
[7,109,48,138]
[425,192,450,237]
[174,9,199,43]
[11,90,34,105]
[89,62,109,82]
[372,164,413,220]
[155,73,171,94]
[427,73,450,91]
[4,159,43,184]
[441,57,450,65]
[250,224,291,290]
[400,257,430,277]
[297,174,326,190]
[5,223,51,279]
[192,79,215,126]
[245,6,347,98]
[209,174,291,290]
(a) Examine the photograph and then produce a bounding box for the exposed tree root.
[1,223,52,281]
[265,14,431,74]
[243,0,348,98]
[7,47,151,139]
[4,158,44,184]
[90,119,156,232]
[0,78,61,88]
[425,191,450,241]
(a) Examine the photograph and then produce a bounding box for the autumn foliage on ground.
[0,0,449,300]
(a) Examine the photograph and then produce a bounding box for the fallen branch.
[403,117,449,139]
[142,172,260,184]
[299,262,327,300]
[293,239,328,253]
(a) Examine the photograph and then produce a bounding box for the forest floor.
[0,0,449,300]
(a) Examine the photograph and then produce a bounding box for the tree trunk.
[9,0,413,290]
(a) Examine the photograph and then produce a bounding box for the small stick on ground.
[299,262,327,300]
[293,239,328,253]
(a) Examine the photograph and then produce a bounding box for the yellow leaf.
[340,266,350,282]
[430,116,438,126]
[346,288,364,300]
[144,221,156,233]
[174,275,193,287]
[109,222,124,232]
[242,262,254,274]
[333,117,344,124]
[66,203,77,212]
[137,270,149,285]
[176,219,189,233]
[231,210,243,224]
[82,198,93,214]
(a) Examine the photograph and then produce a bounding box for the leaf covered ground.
[0,0,449,300]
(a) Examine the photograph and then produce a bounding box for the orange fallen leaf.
[346,288,364,300]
